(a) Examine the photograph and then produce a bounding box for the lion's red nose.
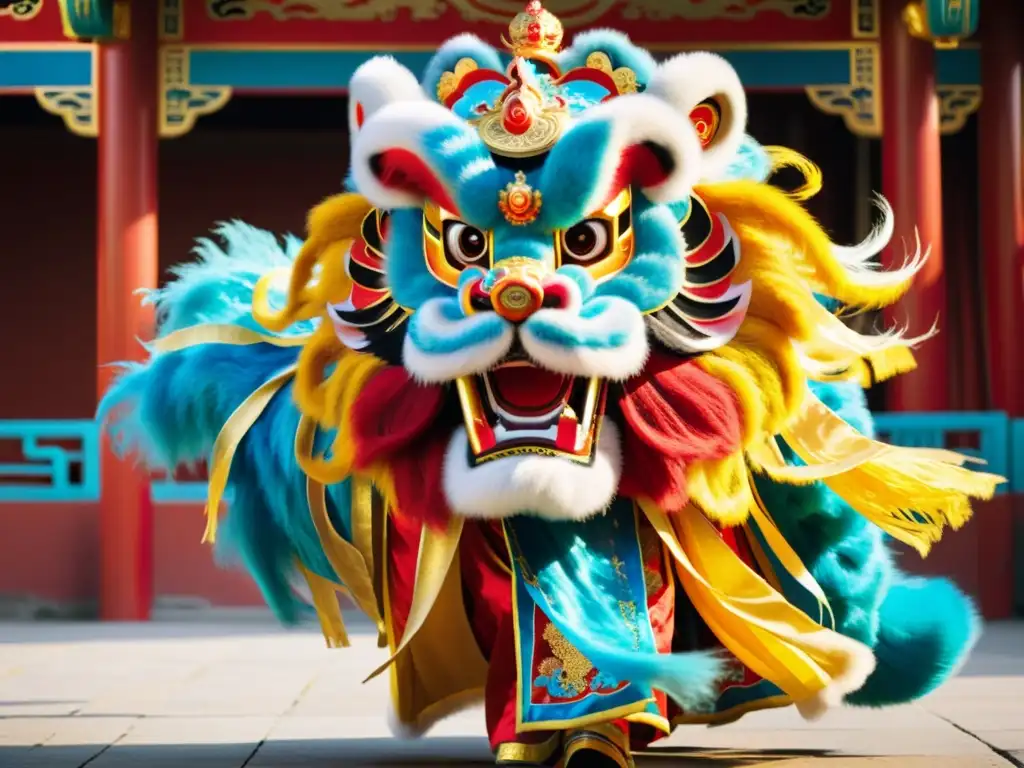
[491,276,544,323]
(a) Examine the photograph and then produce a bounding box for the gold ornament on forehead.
[498,171,543,225]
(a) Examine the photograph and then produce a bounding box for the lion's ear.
[348,56,427,139]
[647,52,748,180]
[539,93,703,228]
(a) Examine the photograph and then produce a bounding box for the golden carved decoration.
[437,57,478,103]
[160,47,232,138]
[34,87,96,137]
[161,0,184,39]
[937,85,981,134]
[585,52,639,94]
[205,0,830,24]
[851,0,878,37]
[477,108,565,158]
[0,0,43,21]
[805,45,880,137]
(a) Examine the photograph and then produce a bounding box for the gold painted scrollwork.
[206,0,447,22]
[0,0,43,20]
[160,47,232,138]
[805,45,880,137]
[34,88,96,137]
[937,85,981,135]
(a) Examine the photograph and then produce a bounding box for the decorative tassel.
[298,562,350,648]
[756,390,1005,556]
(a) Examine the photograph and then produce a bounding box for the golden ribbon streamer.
[203,366,297,543]
[298,561,350,648]
[362,515,464,684]
[296,415,383,628]
[642,501,874,711]
[151,323,309,355]
[747,476,835,629]
[776,390,1003,556]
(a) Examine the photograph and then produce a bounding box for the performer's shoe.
[563,725,633,768]
[495,733,564,767]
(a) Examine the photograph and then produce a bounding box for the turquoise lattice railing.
[0,420,211,504]
[0,420,100,502]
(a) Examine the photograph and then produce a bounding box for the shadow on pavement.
[0,741,851,768]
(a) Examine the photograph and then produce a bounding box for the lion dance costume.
[100,4,1002,766]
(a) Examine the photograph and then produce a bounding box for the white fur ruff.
[443,422,622,522]
[402,299,515,383]
[520,300,649,381]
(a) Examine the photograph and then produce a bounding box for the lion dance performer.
[100,4,1001,766]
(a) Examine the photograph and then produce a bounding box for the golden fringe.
[764,145,824,201]
[762,390,1004,556]
[298,561,350,648]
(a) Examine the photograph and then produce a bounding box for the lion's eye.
[562,220,610,264]
[444,221,489,266]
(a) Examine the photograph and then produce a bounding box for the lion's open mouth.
[454,349,608,467]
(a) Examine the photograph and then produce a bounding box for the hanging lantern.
[903,1,979,49]
[58,0,129,41]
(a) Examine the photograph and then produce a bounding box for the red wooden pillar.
[979,4,1024,416]
[880,2,949,411]
[96,0,159,620]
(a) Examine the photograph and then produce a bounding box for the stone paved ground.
[0,619,1020,767]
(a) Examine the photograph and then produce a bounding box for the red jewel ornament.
[527,20,541,41]
[502,94,533,135]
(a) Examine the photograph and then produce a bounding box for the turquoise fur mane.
[99,34,978,713]
[99,222,350,624]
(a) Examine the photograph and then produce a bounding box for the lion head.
[254,23,925,528]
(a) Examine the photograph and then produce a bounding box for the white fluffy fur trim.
[348,56,427,137]
[350,100,467,210]
[647,52,748,181]
[443,422,622,522]
[402,299,515,383]
[519,298,649,381]
[793,632,877,721]
[565,93,703,211]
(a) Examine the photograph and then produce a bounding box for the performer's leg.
[459,522,562,766]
